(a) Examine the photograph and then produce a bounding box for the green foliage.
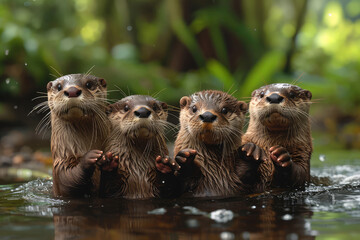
[0,0,359,118]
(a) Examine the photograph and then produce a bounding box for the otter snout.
[199,111,217,123]
[64,87,82,98]
[134,107,151,118]
[266,93,284,104]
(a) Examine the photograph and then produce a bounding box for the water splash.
[1,179,65,217]
[210,209,234,223]
[220,231,235,240]
[147,208,167,215]
[282,214,293,221]
[183,206,207,215]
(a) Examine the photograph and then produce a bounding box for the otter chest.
[117,153,157,199]
[194,153,240,197]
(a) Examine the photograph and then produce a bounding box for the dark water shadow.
[52,193,315,240]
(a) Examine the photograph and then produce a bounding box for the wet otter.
[243,83,312,188]
[100,95,174,199]
[47,74,110,197]
[157,90,270,197]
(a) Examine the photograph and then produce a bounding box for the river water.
[1,165,360,240]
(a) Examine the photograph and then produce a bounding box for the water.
[1,166,360,239]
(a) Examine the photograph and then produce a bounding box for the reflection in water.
[52,196,315,240]
[1,165,360,239]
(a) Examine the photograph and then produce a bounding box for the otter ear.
[238,101,248,113]
[105,105,113,115]
[251,90,257,97]
[179,96,191,109]
[160,102,168,111]
[99,78,107,88]
[303,90,312,100]
[46,82,53,91]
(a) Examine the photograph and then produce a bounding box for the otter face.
[47,74,107,121]
[180,90,247,145]
[250,83,312,131]
[107,95,168,139]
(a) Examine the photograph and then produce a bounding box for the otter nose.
[134,107,151,118]
[266,93,284,104]
[64,87,82,98]
[199,111,217,123]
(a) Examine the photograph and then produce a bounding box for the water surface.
[1,165,360,240]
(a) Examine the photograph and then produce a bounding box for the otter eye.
[259,91,265,98]
[57,84,62,91]
[221,107,228,114]
[124,105,130,112]
[86,81,93,89]
[153,103,158,111]
[289,91,296,98]
[192,105,197,113]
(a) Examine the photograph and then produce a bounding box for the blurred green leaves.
[0,0,359,118]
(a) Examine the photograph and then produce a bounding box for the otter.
[242,83,312,188]
[100,95,175,199]
[156,90,271,197]
[46,74,110,197]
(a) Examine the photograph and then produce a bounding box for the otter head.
[179,90,247,145]
[250,83,312,132]
[107,95,168,140]
[47,74,107,121]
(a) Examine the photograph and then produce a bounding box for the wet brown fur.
[243,83,312,187]
[48,74,110,197]
[101,95,171,199]
[174,90,255,197]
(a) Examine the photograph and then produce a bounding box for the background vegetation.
[0,0,359,151]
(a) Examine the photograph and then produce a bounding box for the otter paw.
[175,149,197,165]
[173,149,197,175]
[82,150,103,169]
[269,146,292,167]
[96,152,119,172]
[155,155,180,174]
[240,143,267,162]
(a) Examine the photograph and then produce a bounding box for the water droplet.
[210,209,234,223]
[14,105,18,110]
[5,78,10,84]
[220,231,235,240]
[251,205,256,209]
[5,50,9,56]
[242,231,250,240]
[286,233,299,240]
[186,219,199,228]
[183,206,207,215]
[24,62,28,66]
[162,180,165,184]
[282,214,293,221]
[127,25,133,31]
[148,208,167,215]
[319,154,326,162]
